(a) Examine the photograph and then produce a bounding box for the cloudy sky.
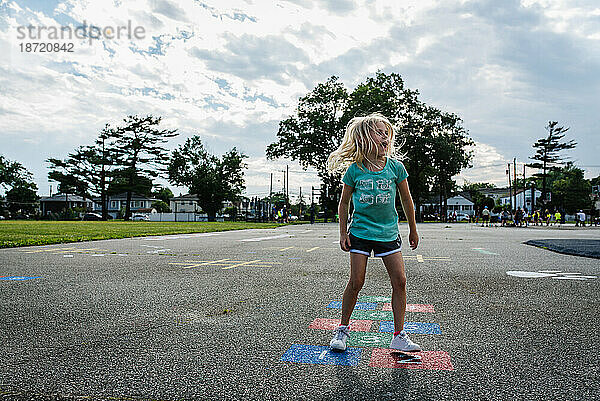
[1,0,599,201]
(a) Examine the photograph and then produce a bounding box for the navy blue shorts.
[348,233,402,257]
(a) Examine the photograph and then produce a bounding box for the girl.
[326,112,420,352]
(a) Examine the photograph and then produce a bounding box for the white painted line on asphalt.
[507,271,555,278]
[240,234,294,242]
[144,233,222,241]
[279,246,294,251]
[306,247,320,252]
[318,350,328,360]
[63,255,74,258]
[416,255,424,263]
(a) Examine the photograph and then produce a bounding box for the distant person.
[481,206,490,227]
[501,210,508,227]
[554,210,562,227]
[515,207,523,227]
[545,209,551,226]
[576,210,586,227]
[326,113,421,353]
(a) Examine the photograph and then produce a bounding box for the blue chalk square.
[380,321,442,334]
[0,276,41,281]
[327,301,377,310]
[280,344,362,366]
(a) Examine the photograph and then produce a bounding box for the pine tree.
[527,121,576,206]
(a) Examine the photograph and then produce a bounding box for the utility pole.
[269,173,273,221]
[299,187,302,217]
[523,164,526,210]
[507,164,512,210]
[513,158,517,210]
[286,165,289,208]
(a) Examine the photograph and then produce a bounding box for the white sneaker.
[329,325,350,351]
[390,331,421,352]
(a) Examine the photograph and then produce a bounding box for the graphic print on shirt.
[376,193,391,205]
[359,193,374,205]
[376,179,391,191]
[357,179,374,190]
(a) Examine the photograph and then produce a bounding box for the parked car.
[132,213,150,221]
[82,213,102,221]
[456,213,470,222]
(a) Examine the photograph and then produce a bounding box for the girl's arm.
[338,183,354,251]
[398,179,419,250]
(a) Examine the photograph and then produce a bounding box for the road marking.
[472,248,498,255]
[169,259,282,269]
[403,256,450,261]
[222,259,262,270]
[416,255,424,263]
[306,247,320,253]
[171,259,230,269]
[507,270,597,280]
[318,350,328,360]
[239,234,294,242]
[279,246,294,251]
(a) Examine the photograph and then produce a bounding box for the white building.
[498,188,543,211]
[421,193,475,216]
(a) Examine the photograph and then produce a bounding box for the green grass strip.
[0,220,288,248]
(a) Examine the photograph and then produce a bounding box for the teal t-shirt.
[342,158,408,242]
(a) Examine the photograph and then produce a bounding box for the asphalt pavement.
[0,223,598,400]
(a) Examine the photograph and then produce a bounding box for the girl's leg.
[381,252,407,333]
[340,252,368,326]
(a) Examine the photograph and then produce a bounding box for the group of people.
[476,207,595,227]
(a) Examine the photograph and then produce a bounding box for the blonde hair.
[327,112,401,173]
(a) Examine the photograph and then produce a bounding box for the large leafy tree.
[168,136,247,221]
[547,163,591,214]
[267,72,474,221]
[266,76,348,220]
[108,115,178,220]
[462,182,496,212]
[1,155,37,218]
[527,121,576,206]
[0,155,33,189]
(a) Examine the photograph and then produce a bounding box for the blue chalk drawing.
[326,301,377,310]
[380,321,442,334]
[280,344,362,366]
[0,276,41,281]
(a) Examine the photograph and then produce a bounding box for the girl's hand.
[409,231,419,250]
[340,233,351,252]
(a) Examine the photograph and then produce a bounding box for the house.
[39,193,93,216]
[497,188,543,211]
[170,194,202,213]
[92,193,158,219]
[420,192,475,216]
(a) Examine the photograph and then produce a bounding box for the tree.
[266,76,348,221]
[1,156,37,218]
[152,187,174,204]
[462,182,496,212]
[547,163,591,214]
[266,72,474,222]
[6,181,38,218]
[0,155,33,189]
[527,121,576,206]
[108,115,178,220]
[47,125,119,220]
[151,200,171,213]
[168,136,247,221]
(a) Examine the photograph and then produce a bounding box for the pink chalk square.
[308,318,374,332]
[382,303,435,313]
[369,349,454,371]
